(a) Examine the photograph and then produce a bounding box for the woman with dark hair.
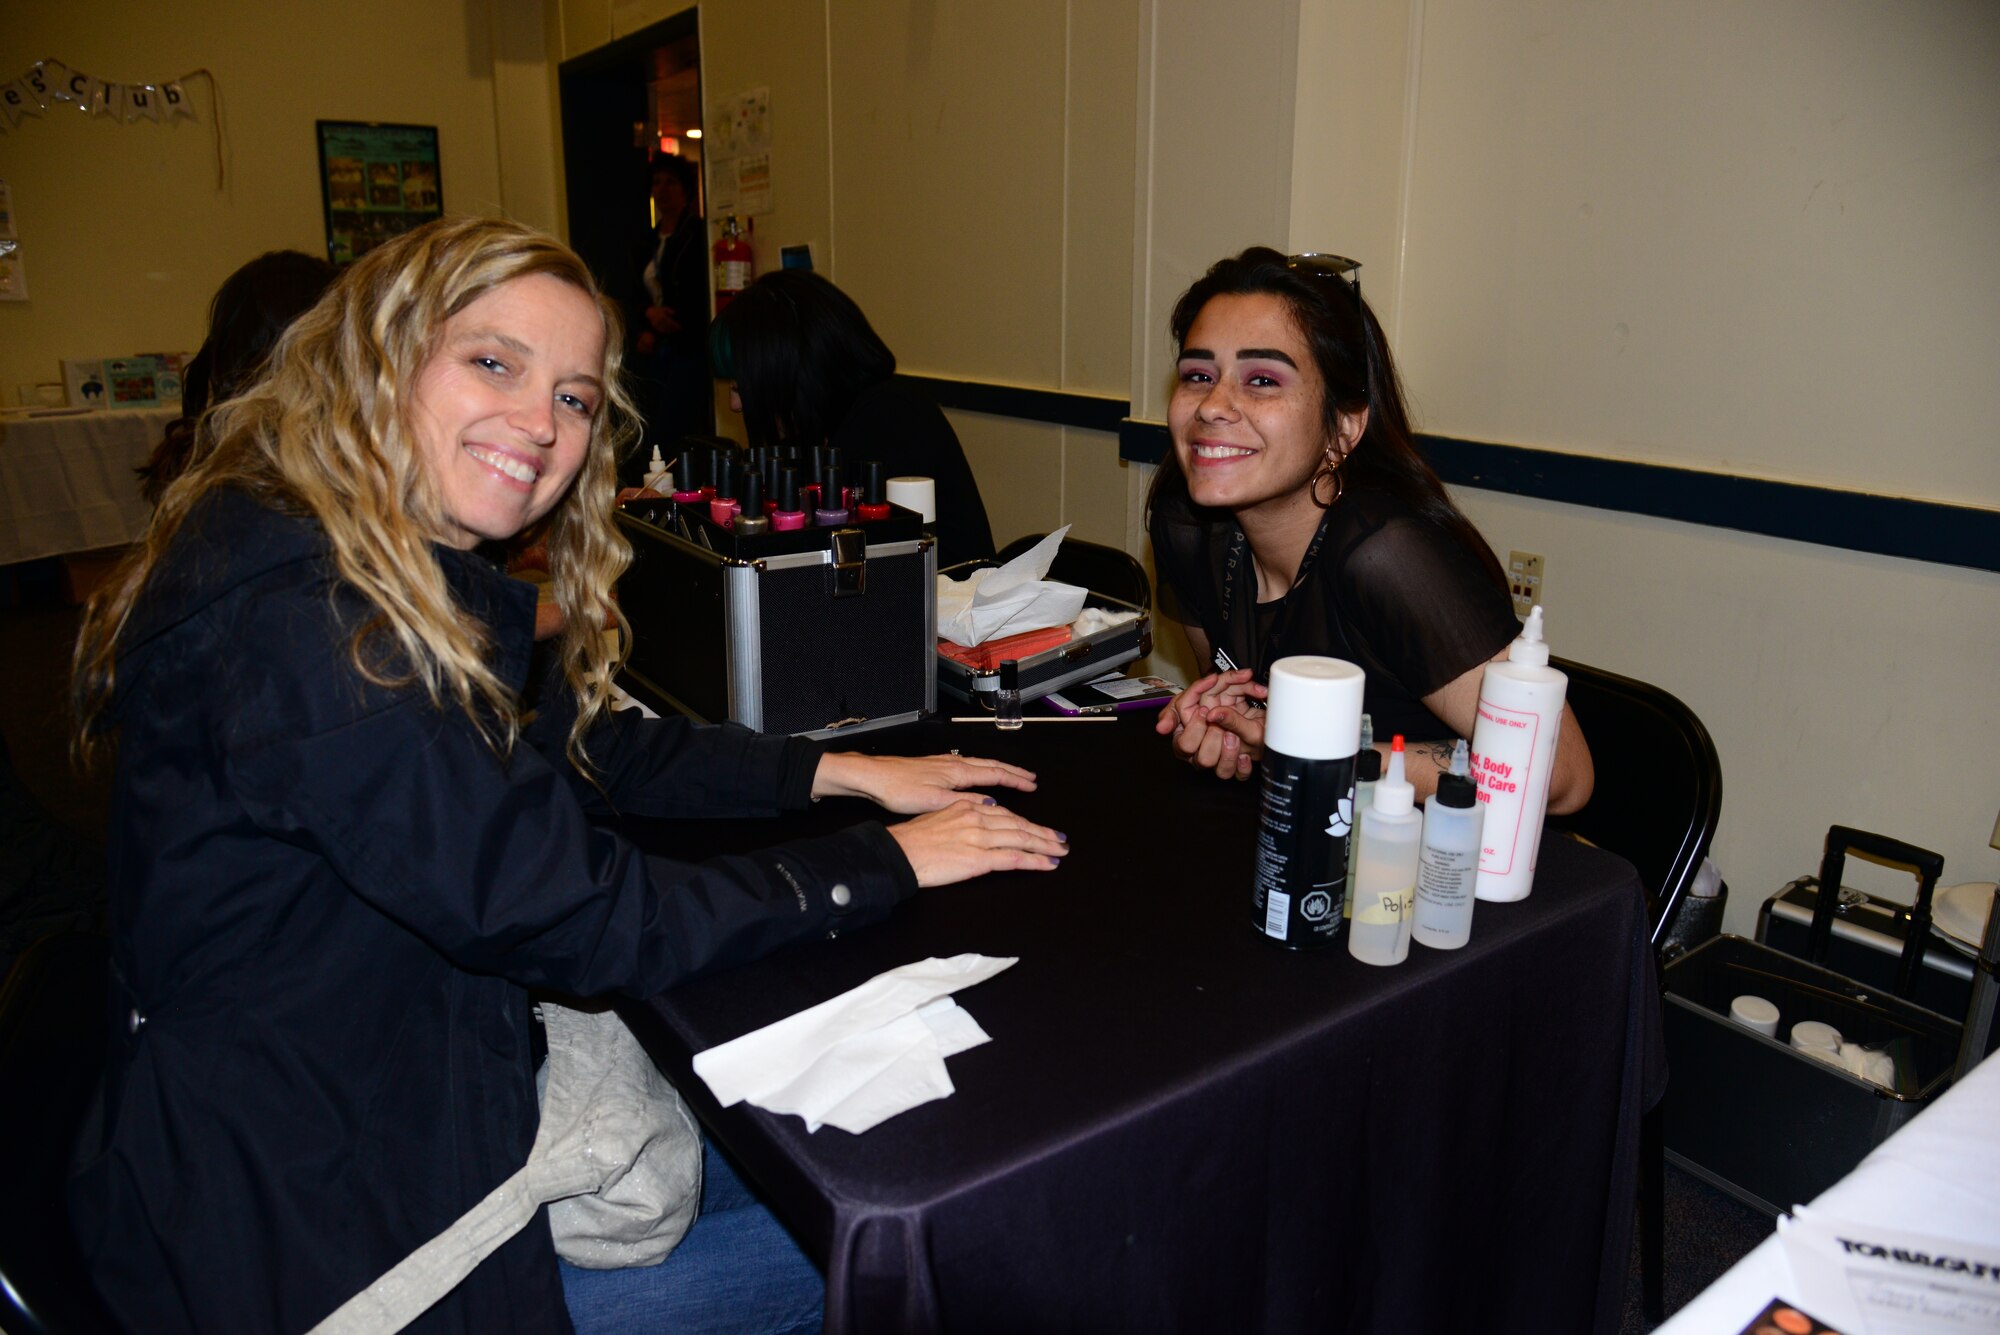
[711,270,996,567]
[136,249,337,504]
[1148,247,1591,810]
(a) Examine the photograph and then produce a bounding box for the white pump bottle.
[1470,606,1567,902]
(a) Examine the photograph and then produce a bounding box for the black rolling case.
[1659,826,1964,1215]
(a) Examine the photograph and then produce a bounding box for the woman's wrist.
[809,751,870,803]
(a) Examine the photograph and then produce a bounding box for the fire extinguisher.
[713,214,752,312]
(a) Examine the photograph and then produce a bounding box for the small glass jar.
[995,660,1023,730]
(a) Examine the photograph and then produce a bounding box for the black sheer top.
[1151,487,1520,742]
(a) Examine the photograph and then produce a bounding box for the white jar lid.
[1791,1020,1843,1052]
[1729,995,1779,1035]
[885,476,936,521]
[1263,656,1364,760]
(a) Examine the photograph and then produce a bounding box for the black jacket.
[69,489,915,1333]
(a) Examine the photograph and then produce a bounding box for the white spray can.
[1470,606,1568,902]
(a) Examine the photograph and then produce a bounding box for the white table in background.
[1656,1051,2000,1331]
[0,406,175,565]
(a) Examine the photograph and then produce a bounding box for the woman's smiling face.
[410,273,607,550]
[1169,292,1332,518]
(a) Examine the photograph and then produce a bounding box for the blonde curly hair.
[75,215,638,770]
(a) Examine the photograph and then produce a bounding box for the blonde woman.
[69,216,1065,1335]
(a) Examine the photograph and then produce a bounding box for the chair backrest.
[995,533,1152,611]
[1547,658,1723,953]
[0,931,119,1335]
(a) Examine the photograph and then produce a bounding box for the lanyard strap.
[1215,507,1334,683]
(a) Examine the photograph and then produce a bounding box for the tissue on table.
[691,954,1017,1134]
[937,526,1087,647]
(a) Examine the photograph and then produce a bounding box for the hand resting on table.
[813,751,1066,887]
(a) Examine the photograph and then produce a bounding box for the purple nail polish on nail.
[983,796,997,806]
[1057,832,1069,843]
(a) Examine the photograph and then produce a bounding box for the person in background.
[69,216,1066,1335]
[711,269,997,569]
[135,249,337,504]
[1148,247,1591,811]
[624,153,712,470]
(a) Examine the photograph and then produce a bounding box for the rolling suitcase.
[1659,826,1965,1215]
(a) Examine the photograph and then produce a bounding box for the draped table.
[621,712,1664,1334]
[0,406,172,565]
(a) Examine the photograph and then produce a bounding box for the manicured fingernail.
[982,796,997,806]
[1056,831,1069,843]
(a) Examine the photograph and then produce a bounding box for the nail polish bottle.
[772,467,807,531]
[856,461,891,522]
[995,660,1023,730]
[815,464,850,526]
[732,474,770,536]
[670,451,704,511]
[709,467,741,527]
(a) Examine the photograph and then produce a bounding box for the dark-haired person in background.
[711,269,996,569]
[136,249,337,504]
[623,154,712,469]
[1148,247,1592,810]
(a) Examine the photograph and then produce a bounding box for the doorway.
[558,10,713,472]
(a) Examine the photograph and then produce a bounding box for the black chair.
[1547,657,1724,1325]
[994,533,1152,611]
[0,931,119,1334]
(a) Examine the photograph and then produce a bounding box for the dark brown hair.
[1149,246,1504,590]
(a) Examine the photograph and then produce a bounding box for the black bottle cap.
[739,472,763,514]
[715,465,738,501]
[821,463,844,504]
[777,464,801,512]
[674,450,699,491]
[1357,749,1383,781]
[864,460,886,505]
[1434,772,1477,808]
[811,444,829,476]
[1000,659,1020,690]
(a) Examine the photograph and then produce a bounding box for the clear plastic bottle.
[1413,740,1483,950]
[1349,736,1421,966]
[995,659,1023,730]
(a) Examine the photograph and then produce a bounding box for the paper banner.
[1,81,41,127]
[5,62,203,123]
[50,61,83,103]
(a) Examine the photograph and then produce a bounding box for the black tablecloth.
[620,714,1664,1334]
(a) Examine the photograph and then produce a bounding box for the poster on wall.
[316,121,443,265]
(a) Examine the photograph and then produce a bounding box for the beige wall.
[1279,0,2000,924]
[0,0,558,396]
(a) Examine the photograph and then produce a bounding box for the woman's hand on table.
[812,751,1038,815]
[887,802,1069,887]
[1157,670,1267,781]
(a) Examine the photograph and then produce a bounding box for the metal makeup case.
[1658,827,1967,1216]
[614,504,936,738]
[932,559,1152,711]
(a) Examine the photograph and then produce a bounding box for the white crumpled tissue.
[690,954,1017,1134]
[937,526,1088,647]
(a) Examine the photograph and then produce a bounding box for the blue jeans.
[560,1138,824,1335]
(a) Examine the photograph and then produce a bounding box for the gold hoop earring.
[1311,450,1346,508]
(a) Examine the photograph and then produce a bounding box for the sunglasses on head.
[1285,252,1363,310]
